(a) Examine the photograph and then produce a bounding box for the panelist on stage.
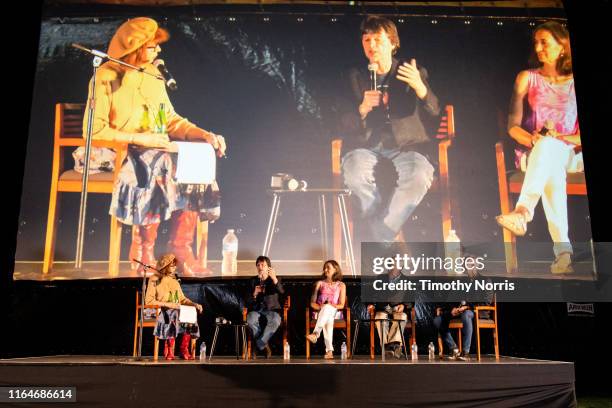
[145,253,203,360]
[245,256,285,358]
[83,17,227,276]
[306,260,346,359]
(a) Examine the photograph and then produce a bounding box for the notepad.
[179,305,197,324]
[175,142,216,184]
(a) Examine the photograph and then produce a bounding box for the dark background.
[1,0,611,400]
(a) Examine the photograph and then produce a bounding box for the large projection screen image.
[14,3,597,286]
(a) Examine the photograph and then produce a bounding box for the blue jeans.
[342,146,434,241]
[246,310,282,350]
[433,310,474,354]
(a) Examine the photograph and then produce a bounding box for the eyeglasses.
[146,45,160,51]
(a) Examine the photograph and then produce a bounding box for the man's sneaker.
[458,352,471,361]
[446,348,461,360]
[393,345,403,359]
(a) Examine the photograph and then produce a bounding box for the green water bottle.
[156,103,167,134]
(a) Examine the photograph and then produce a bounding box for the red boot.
[165,338,175,361]
[180,333,193,360]
[130,223,160,273]
[168,211,212,276]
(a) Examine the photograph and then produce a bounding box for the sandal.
[551,252,574,274]
[324,351,334,359]
[495,211,528,236]
[306,333,318,344]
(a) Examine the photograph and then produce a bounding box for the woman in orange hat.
[145,253,203,360]
[83,17,226,276]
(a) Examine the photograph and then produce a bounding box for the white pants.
[312,304,339,352]
[374,311,408,346]
[517,137,583,256]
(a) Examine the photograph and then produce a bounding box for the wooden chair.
[332,105,456,266]
[475,295,500,361]
[365,304,416,359]
[133,291,198,360]
[305,296,351,359]
[242,296,291,359]
[133,290,161,360]
[495,141,587,273]
[43,103,127,276]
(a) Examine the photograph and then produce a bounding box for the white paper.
[175,142,216,184]
[179,305,197,324]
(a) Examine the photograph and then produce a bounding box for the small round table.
[352,317,409,361]
[209,321,248,361]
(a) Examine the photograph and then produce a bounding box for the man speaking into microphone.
[341,15,440,242]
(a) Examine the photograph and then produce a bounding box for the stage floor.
[0,354,568,365]
[0,355,576,407]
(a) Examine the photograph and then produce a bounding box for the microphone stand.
[132,258,158,360]
[71,44,163,270]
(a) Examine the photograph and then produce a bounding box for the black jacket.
[246,276,285,312]
[344,57,440,152]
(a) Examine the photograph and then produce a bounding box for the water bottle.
[283,342,290,360]
[222,229,238,275]
[155,102,167,134]
[428,342,435,361]
[341,342,348,360]
[199,342,207,361]
[444,229,461,273]
[411,342,418,361]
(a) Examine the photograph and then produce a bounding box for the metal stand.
[262,189,356,276]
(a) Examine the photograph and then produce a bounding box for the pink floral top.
[312,281,344,319]
[514,69,579,168]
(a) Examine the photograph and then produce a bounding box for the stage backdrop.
[14,5,594,280]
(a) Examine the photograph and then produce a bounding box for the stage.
[0,355,576,407]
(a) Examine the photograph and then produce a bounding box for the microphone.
[368,63,378,91]
[132,258,158,271]
[539,119,555,136]
[153,59,178,91]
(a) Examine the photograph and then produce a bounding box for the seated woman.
[496,21,581,274]
[84,17,226,276]
[306,260,346,359]
[145,253,203,360]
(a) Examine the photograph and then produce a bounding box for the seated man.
[433,266,492,360]
[245,256,285,358]
[373,267,408,359]
[433,301,473,361]
[341,15,440,242]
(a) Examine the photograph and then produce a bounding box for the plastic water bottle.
[444,229,461,273]
[411,342,418,361]
[341,342,348,360]
[428,342,435,361]
[283,342,290,360]
[199,342,207,361]
[222,229,238,275]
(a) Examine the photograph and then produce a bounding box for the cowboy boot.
[165,338,176,361]
[168,211,211,276]
[129,226,143,272]
[180,333,193,360]
[142,223,160,268]
[130,223,160,273]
